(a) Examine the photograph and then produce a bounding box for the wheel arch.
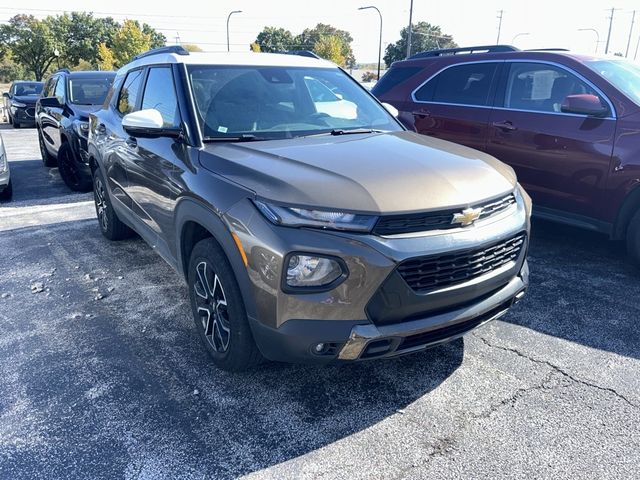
[175,198,258,321]
[612,182,640,240]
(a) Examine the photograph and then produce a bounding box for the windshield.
[68,76,115,105]
[584,59,640,106]
[12,82,43,96]
[187,65,401,140]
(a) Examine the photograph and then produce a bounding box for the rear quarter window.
[372,66,422,98]
[414,63,499,106]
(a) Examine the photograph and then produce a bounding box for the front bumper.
[11,106,36,125]
[249,262,528,363]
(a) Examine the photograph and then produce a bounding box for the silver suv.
[87,46,531,371]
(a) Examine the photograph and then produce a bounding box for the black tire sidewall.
[58,143,91,191]
[0,180,11,201]
[627,210,640,265]
[92,168,131,241]
[188,238,259,370]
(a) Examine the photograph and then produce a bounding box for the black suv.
[3,81,44,128]
[36,70,115,191]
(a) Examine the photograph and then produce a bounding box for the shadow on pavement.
[505,218,640,359]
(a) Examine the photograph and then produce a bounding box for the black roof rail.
[409,45,519,59]
[280,50,321,59]
[133,45,190,61]
[525,48,570,52]
[54,68,71,74]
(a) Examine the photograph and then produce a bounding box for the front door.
[486,62,616,220]
[407,62,502,152]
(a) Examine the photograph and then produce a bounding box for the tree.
[313,35,346,65]
[111,20,151,68]
[297,24,355,68]
[361,71,377,82]
[254,27,295,53]
[249,42,261,52]
[0,15,60,80]
[50,12,115,68]
[142,23,166,49]
[97,43,115,70]
[384,22,457,65]
[182,44,203,52]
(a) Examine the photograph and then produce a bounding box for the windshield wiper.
[298,128,385,138]
[203,134,264,142]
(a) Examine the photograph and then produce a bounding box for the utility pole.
[605,7,619,54]
[635,34,640,60]
[626,10,636,57]
[175,33,180,46]
[406,0,414,59]
[496,10,504,44]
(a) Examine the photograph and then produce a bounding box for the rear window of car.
[414,63,499,106]
[372,66,422,97]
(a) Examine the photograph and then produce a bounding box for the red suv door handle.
[412,110,431,118]
[492,121,517,131]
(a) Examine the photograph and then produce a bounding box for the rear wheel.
[188,238,262,371]
[38,129,57,167]
[57,142,92,192]
[0,180,12,202]
[92,168,133,241]
[627,210,640,266]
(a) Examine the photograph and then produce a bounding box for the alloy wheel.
[94,177,108,231]
[194,261,231,353]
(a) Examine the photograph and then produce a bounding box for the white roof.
[120,51,337,74]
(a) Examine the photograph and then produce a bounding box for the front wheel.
[627,210,640,266]
[38,129,57,167]
[92,168,133,241]
[57,142,92,192]
[0,180,12,202]
[188,238,262,371]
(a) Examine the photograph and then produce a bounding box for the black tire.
[92,168,133,241]
[57,142,92,192]
[188,238,262,371]
[12,120,21,129]
[627,210,640,266]
[38,129,57,167]
[0,179,12,202]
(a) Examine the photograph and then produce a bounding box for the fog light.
[286,254,344,288]
[314,343,326,353]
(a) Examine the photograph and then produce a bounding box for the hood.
[13,95,39,105]
[199,131,517,214]
[71,104,102,119]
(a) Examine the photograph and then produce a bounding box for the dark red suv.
[374,45,640,263]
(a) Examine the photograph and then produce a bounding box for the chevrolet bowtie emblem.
[452,207,482,226]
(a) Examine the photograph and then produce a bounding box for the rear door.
[486,61,616,220]
[407,61,502,152]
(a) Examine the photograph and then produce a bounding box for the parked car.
[36,69,116,191]
[374,45,640,264]
[88,46,530,371]
[2,81,44,128]
[0,133,11,201]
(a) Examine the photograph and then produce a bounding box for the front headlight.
[73,120,90,138]
[11,101,26,108]
[0,153,7,174]
[285,253,346,289]
[515,183,532,218]
[254,201,378,232]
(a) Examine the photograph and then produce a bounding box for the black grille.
[25,107,35,117]
[397,233,526,293]
[373,194,516,236]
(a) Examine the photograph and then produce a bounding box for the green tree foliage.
[313,35,346,65]
[254,27,295,53]
[111,20,151,68]
[142,23,166,49]
[361,71,377,82]
[97,43,115,71]
[297,24,355,68]
[0,56,29,82]
[384,22,457,65]
[0,15,60,80]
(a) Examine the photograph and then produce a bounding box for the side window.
[117,69,144,115]
[141,67,180,127]
[53,77,65,100]
[42,78,54,97]
[502,62,601,114]
[10,84,16,95]
[414,63,499,106]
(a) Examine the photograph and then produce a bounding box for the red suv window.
[414,62,499,106]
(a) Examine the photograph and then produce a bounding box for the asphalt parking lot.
[0,124,638,480]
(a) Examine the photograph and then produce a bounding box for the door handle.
[412,110,431,118]
[492,121,517,131]
[125,137,138,149]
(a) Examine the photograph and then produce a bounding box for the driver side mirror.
[122,109,181,138]
[39,96,62,108]
[381,102,399,118]
[561,94,608,117]
[2,92,9,99]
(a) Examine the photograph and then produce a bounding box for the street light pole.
[626,10,636,57]
[511,32,530,44]
[406,0,414,59]
[359,6,383,80]
[226,10,242,52]
[496,10,504,44]
[605,7,619,54]
[578,28,600,53]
